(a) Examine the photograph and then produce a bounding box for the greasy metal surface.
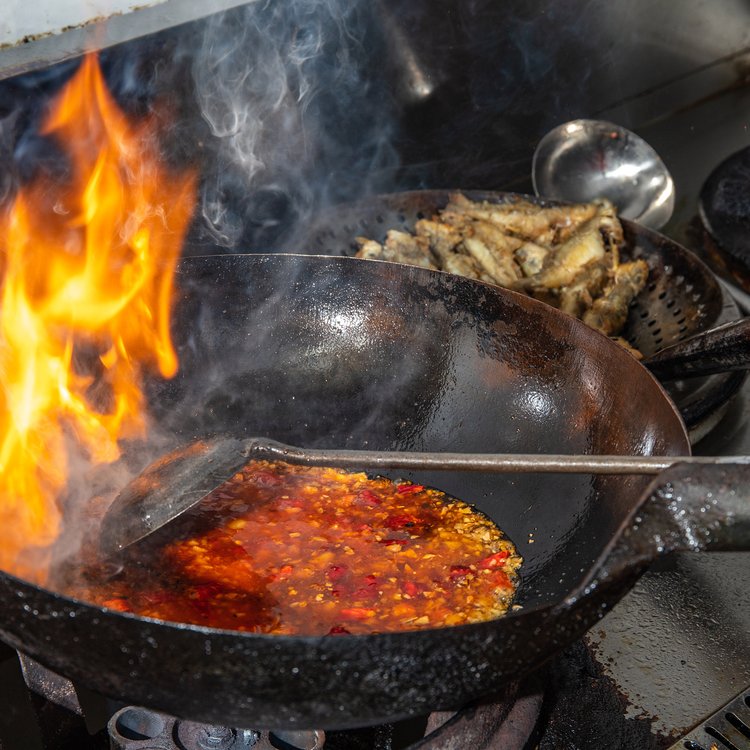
[586,383,750,741]
[0,254,694,729]
[668,686,750,750]
[293,189,744,432]
[100,437,250,555]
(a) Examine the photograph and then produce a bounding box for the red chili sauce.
[76,461,522,635]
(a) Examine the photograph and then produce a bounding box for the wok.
[0,254,747,730]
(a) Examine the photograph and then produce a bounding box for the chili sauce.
[76,460,522,635]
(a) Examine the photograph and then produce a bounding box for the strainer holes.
[658,291,667,300]
[666,299,675,308]
[647,319,657,328]
[647,282,657,292]
[676,317,686,325]
[672,308,683,317]
[652,328,662,336]
[376,215,384,224]
[639,310,649,319]
[416,211,425,219]
[654,337,663,346]
[343,224,353,235]
[397,213,406,223]
[679,325,688,334]
[359,219,369,229]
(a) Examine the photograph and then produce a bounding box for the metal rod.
[247,440,750,475]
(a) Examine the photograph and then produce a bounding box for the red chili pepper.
[396,484,424,495]
[403,581,421,597]
[276,564,294,580]
[385,514,420,530]
[355,489,382,506]
[490,570,512,589]
[353,586,378,600]
[364,574,378,586]
[340,607,375,620]
[327,625,351,636]
[477,551,510,570]
[378,538,410,547]
[103,598,130,612]
[327,564,348,581]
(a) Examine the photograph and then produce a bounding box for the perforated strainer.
[293,190,745,437]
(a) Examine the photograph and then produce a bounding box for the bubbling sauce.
[75,460,522,635]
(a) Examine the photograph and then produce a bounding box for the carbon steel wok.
[0,254,748,731]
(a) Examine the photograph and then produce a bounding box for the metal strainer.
[292,190,745,437]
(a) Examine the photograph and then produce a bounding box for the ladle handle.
[644,318,750,380]
[245,439,750,474]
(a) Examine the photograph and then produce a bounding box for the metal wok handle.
[589,462,750,595]
[644,318,750,380]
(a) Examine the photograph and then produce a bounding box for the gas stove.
[1,2,750,749]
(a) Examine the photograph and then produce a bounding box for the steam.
[0,1,405,584]
[191,0,400,250]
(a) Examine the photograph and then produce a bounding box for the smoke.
[189,0,400,250]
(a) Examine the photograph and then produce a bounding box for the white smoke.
[191,0,400,249]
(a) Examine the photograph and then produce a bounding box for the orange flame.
[0,54,196,579]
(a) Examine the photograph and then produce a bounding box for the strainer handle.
[644,317,750,380]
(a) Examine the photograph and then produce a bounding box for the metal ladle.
[99,437,749,558]
[532,119,675,230]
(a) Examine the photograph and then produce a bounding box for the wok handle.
[644,317,750,380]
[593,462,750,591]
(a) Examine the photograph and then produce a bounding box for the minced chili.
[74,460,522,635]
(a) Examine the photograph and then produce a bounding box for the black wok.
[0,254,747,730]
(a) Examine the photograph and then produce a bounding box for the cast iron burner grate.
[14,652,540,750]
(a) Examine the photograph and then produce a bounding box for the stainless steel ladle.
[532,119,675,230]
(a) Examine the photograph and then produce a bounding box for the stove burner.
[9,639,718,749]
[15,652,539,750]
[699,146,750,291]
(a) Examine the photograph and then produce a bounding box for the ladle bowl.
[532,119,675,229]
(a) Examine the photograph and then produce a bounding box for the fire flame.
[0,54,196,579]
